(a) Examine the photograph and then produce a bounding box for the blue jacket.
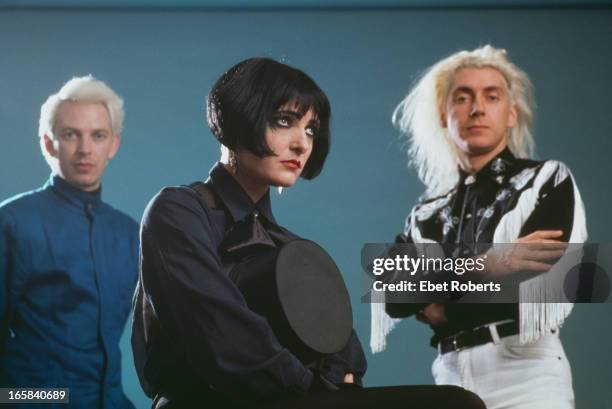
[0,175,138,409]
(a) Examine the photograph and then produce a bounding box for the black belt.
[437,321,519,354]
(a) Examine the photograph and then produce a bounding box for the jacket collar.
[207,162,275,224]
[47,174,102,212]
[458,147,517,186]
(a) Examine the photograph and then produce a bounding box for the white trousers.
[432,331,574,409]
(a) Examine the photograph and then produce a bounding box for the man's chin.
[460,134,506,153]
[464,141,503,156]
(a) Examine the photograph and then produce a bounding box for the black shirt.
[132,163,366,403]
[386,148,587,344]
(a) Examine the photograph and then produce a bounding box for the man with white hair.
[0,76,138,408]
[372,45,587,409]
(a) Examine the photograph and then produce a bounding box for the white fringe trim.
[371,161,587,349]
[498,161,587,344]
[519,303,574,344]
[370,301,400,353]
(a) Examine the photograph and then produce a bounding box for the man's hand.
[416,303,447,326]
[483,230,567,277]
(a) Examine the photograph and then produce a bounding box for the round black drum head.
[275,240,352,355]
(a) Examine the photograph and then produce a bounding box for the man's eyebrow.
[57,126,79,133]
[452,86,474,95]
[483,86,504,93]
[452,85,505,94]
[56,127,110,134]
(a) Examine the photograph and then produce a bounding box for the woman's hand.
[483,230,568,277]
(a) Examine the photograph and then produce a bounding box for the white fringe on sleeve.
[494,161,587,343]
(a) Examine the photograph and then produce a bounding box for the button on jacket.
[0,175,139,409]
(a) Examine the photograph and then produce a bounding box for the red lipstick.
[281,160,302,170]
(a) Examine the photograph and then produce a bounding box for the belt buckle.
[439,331,464,354]
[452,333,462,352]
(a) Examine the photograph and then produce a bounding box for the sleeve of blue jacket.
[0,209,13,349]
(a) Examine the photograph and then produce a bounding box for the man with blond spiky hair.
[371,46,587,409]
[0,76,137,408]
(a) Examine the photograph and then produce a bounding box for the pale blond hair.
[39,75,124,170]
[392,45,535,197]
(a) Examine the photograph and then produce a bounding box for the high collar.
[47,174,102,212]
[458,147,517,186]
[207,162,276,224]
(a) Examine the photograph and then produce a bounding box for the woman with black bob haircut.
[207,57,330,181]
[132,57,368,409]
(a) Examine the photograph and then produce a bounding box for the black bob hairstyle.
[207,58,331,180]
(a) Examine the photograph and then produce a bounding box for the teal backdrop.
[0,4,611,408]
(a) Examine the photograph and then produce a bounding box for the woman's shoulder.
[147,185,201,210]
[142,184,219,229]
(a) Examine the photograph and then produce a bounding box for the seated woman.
[132,57,485,409]
[132,57,364,408]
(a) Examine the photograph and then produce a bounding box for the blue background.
[1,3,611,408]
